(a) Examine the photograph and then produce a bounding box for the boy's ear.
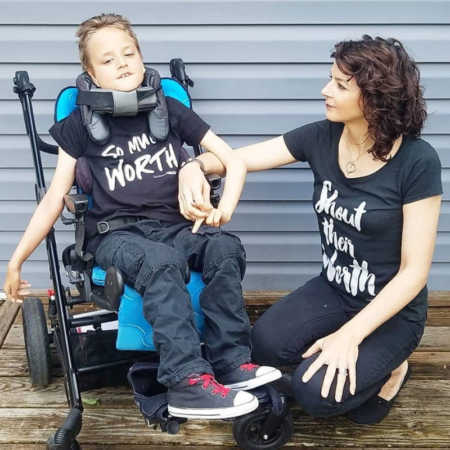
[87,69,99,87]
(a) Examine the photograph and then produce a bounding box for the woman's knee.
[251,318,286,365]
[292,357,348,418]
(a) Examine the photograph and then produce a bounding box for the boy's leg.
[172,224,281,389]
[95,227,258,419]
[173,225,250,369]
[95,229,211,386]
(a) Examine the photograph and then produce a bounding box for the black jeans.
[95,220,251,387]
[251,275,425,417]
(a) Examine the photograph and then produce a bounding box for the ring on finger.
[338,368,348,376]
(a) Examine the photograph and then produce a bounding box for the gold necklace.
[343,132,370,176]
[345,150,364,175]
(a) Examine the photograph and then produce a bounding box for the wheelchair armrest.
[64,193,89,217]
[206,174,222,208]
[103,266,124,311]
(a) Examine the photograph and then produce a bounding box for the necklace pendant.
[346,161,356,175]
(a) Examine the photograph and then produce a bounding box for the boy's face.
[86,26,145,92]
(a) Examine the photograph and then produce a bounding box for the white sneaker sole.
[225,368,282,391]
[168,395,258,420]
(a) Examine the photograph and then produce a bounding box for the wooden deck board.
[0,343,449,379]
[0,300,21,348]
[0,403,449,447]
[4,323,450,352]
[0,293,449,448]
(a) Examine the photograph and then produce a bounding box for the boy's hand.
[178,162,212,221]
[3,265,31,304]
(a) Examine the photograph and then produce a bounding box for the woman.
[178,35,442,423]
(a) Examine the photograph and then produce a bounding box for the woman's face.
[86,26,145,92]
[321,62,364,123]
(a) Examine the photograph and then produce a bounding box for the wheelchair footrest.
[135,392,168,423]
[128,362,186,434]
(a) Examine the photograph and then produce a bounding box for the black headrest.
[75,66,169,145]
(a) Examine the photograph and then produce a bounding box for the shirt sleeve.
[282,121,329,163]
[179,146,192,165]
[402,141,443,204]
[166,97,210,147]
[49,108,88,159]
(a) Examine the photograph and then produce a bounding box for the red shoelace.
[240,363,259,372]
[189,374,231,398]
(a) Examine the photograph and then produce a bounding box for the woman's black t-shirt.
[283,120,442,323]
[49,97,210,249]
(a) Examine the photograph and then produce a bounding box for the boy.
[3,13,281,419]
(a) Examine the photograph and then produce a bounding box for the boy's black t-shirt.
[49,97,210,250]
[283,120,443,323]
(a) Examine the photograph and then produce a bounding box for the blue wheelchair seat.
[91,267,205,351]
[56,76,204,351]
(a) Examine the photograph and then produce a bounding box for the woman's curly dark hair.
[332,35,427,161]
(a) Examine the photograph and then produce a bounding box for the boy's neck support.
[76,66,169,144]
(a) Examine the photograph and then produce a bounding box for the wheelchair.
[13,59,293,450]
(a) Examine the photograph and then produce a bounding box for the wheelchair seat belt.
[96,216,149,235]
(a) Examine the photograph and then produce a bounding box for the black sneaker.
[217,363,282,390]
[167,374,258,419]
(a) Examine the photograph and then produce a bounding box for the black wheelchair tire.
[232,409,293,450]
[22,297,51,386]
[47,437,80,450]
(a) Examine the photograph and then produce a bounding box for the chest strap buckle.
[97,221,110,234]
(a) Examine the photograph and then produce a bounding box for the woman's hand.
[204,159,246,228]
[178,162,213,222]
[204,203,233,227]
[301,329,360,402]
[3,264,31,304]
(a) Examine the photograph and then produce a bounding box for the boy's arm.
[199,130,247,226]
[4,148,76,301]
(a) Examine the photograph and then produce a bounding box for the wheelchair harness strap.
[96,216,149,235]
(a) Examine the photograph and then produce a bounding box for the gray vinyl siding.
[0,1,449,290]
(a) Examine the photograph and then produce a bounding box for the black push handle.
[13,71,58,155]
[170,58,194,89]
[13,71,36,97]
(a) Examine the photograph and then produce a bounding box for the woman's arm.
[302,194,442,401]
[339,194,441,340]
[198,130,247,225]
[3,148,76,302]
[198,135,297,174]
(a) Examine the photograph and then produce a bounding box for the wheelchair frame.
[13,60,293,450]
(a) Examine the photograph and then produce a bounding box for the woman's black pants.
[251,275,425,417]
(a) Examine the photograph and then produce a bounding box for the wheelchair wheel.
[22,297,51,386]
[47,437,80,450]
[232,409,293,450]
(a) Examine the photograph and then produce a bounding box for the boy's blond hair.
[76,13,142,71]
